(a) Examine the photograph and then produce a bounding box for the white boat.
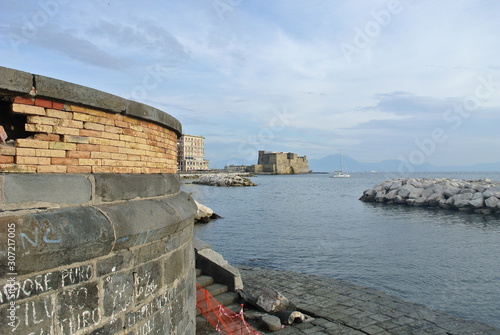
[330,150,350,178]
[331,171,350,178]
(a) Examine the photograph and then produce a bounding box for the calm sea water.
[183,172,500,329]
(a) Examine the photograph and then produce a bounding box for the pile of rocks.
[194,200,221,223]
[240,286,310,331]
[193,173,257,187]
[360,177,500,214]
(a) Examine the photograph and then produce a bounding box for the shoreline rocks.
[192,173,257,187]
[194,200,221,223]
[360,177,500,215]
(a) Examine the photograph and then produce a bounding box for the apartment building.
[177,134,209,171]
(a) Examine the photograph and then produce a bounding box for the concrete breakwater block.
[360,177,500,214]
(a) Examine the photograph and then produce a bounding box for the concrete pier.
[198,266,500,334]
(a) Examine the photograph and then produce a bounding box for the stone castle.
[252,150,309,174]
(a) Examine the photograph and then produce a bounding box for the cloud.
[87,20,191,66]
[1,0,499,167]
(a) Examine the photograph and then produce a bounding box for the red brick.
[52,101,64,110]
[115,120,130,128]
[13,96,35,105]
[34,133,61,141]
[76,144,99,151]
[0,156,14,164]
[122,128,136,136]
[80,129,102,138]
[35,98,52,108]
[51,157,78,165]
[67,151,91,159]
[67,166,92,173]
[99,145,119,153]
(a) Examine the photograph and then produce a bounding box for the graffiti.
[19,221,63,251]
[61,265,93,287]
[58,285,100,335]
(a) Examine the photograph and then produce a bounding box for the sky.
[1,0,499,169]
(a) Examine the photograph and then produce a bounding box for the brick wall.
[1,97,178,174]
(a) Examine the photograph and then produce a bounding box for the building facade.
[177,134,209,171]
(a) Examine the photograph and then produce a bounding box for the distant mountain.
[308,154,500,173]
[210,154,499,172]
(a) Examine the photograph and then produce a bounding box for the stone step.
[195,268,241,332]
[196,275,214,288]
[226,303,243,314]
[196,315,209,331]
[205,283,228,297]
[196,287,238,317]
[214,291,239,307]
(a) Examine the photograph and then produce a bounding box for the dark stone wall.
[0,173,197,335]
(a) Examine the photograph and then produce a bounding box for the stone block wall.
[0,67,198,335]
[0,174,198,335]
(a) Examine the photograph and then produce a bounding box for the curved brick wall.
[0,66,181,174]
[0,67,198,335]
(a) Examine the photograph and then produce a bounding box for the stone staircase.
[195,268,242,332]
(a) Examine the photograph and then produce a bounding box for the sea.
[182,171,500,329]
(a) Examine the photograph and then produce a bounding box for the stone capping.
[0,66,182,137]
[0,173,181,207]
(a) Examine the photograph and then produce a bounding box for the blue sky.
[1,0,499,169]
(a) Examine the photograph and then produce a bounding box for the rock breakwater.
[193,173,257,187]
[360,177,500,214]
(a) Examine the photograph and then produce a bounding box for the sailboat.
[330,150,350,178]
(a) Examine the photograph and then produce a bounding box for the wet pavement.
[199,266,500,335]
